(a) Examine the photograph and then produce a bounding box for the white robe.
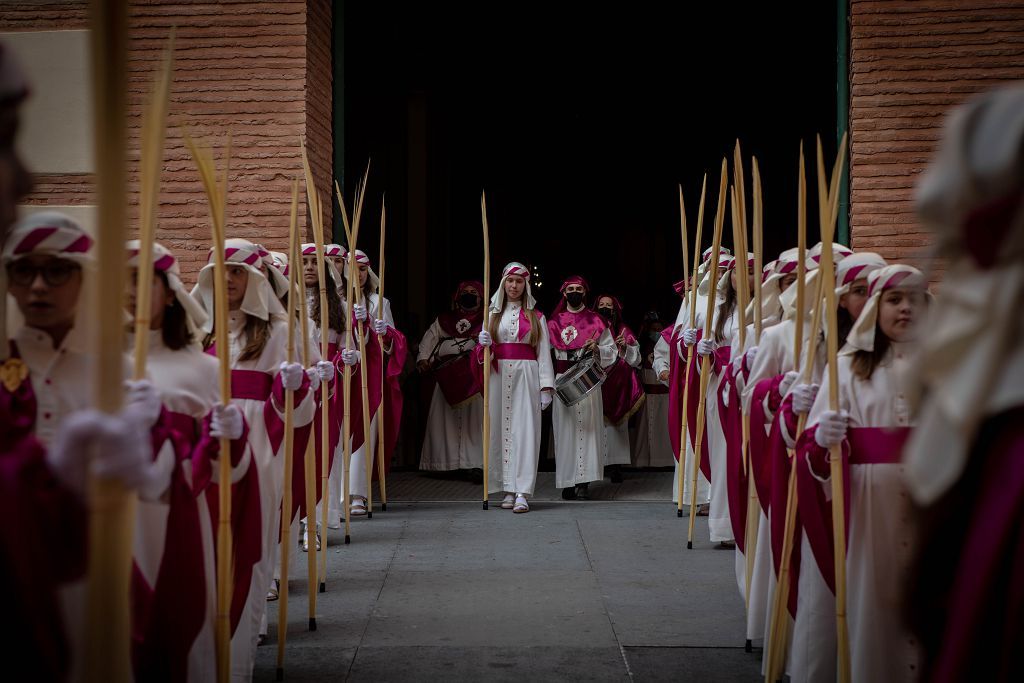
[417,317,483,471]
[652,332,710,505]
[225,311,315,680]
[131,331,223,683]
[630,362,674,468]
[342,293,395,500]
[692,298,736,543]
[551,326,617,488]
[485,303,554,495]
[602,337,641,467]
[805,345,920,682]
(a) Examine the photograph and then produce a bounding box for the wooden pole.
[84,2,133,680]
[674,177,704,517]
[299,140,331,592]
[335,181,354,545]
[481,192,492,510]
[184,133,233,683]
[275,180,300,680]
[296,227,319,630]
[741,157,761,614]
[687,159,728,549]
[376,199,388,511]
[351,185,375,519]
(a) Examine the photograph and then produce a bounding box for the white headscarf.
[126,240,208,333]
[190,238,282,334]
[343,249,380,292]
[843,264,927,355]
[905,84,1024,505]
[254,243,291,300]
[488,262,536,313]
[780,242,856,319]
[301,243,343,292]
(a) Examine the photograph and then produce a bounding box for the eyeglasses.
[6,259,81,287]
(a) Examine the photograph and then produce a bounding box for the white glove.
[779,370,800,397]
[124,379,162,428]
[477,330,492,347]
[792,383,820,415]
[210,403,243,441]
[815,410,849,449]
[279,361,305,391]
[49,409,156,496]
[681,328,698,346]
[340,349,360,366]
[372,318,388,335]
[307,360,335,383]
[353,303,368,322]
[540,391,553,410]
[696,338,717,357]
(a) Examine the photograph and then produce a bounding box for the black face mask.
[458,293,479,310]
[597,307,614,319]
[564,292,585,308]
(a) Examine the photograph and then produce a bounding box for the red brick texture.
[7,1,333,282]
[850,0,1024,275]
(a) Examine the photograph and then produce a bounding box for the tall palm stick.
[299,141,330,591]
[349,178,375,518]
[675,179,703,516]
[819,133,851,683]
[480,192,492,509]
[376,199,389,511]
[294,222,319,630]
[687,159,728,549]
[184,132,233,683]
[276,181,300,680]
[83,2,133,679]
[335,181,354,544]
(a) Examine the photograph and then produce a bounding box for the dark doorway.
[337,2,838,464]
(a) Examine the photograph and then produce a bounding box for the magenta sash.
[230,370,272,402]
[493,343,537,361]
[720,366,748,551]
[848,427,910,464]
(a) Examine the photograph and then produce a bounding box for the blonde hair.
[488,300,541,347]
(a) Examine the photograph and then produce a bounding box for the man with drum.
[417,281,485,480]
[548,276,618,500]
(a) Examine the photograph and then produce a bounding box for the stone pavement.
[257,472,762,682]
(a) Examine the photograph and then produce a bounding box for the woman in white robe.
[475,262,555,513]
[803,264,927,682]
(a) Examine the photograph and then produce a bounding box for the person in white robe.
[417,280,485,474]
[475,262,555,513]
[594,294,643,480]
[803,264,927,683]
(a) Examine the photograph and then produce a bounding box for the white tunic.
[693,298,737,543]
[805,345,920,683]
[225,311,315,680]
[486,303,554,495]
[342,293,395,500]
[551,325,617,488]
[417,317,483,471]
[602,337,641,467]
[630,362,674,468]
[131,331,222,683]
[652,331,710,505]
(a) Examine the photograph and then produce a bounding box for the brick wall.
[5,1,332,282]
[850,0,1024,275]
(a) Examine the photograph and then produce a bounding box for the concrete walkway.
[257,474,761,682]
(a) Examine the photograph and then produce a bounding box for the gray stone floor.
[256,472,762,682]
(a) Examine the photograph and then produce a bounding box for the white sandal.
[513,495,529,513]
[501,493,515,509]
[351,497,368,517]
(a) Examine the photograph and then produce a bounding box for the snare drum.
[554,354,608,407]
[433,353,482,407]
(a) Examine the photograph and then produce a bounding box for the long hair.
[158,271,193,351]
[488,299,541,347]
[204,313,271,362]
[309,267,344,334]
[850,319,892,381]
[837,307,854,348]
[714,275,738,343]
